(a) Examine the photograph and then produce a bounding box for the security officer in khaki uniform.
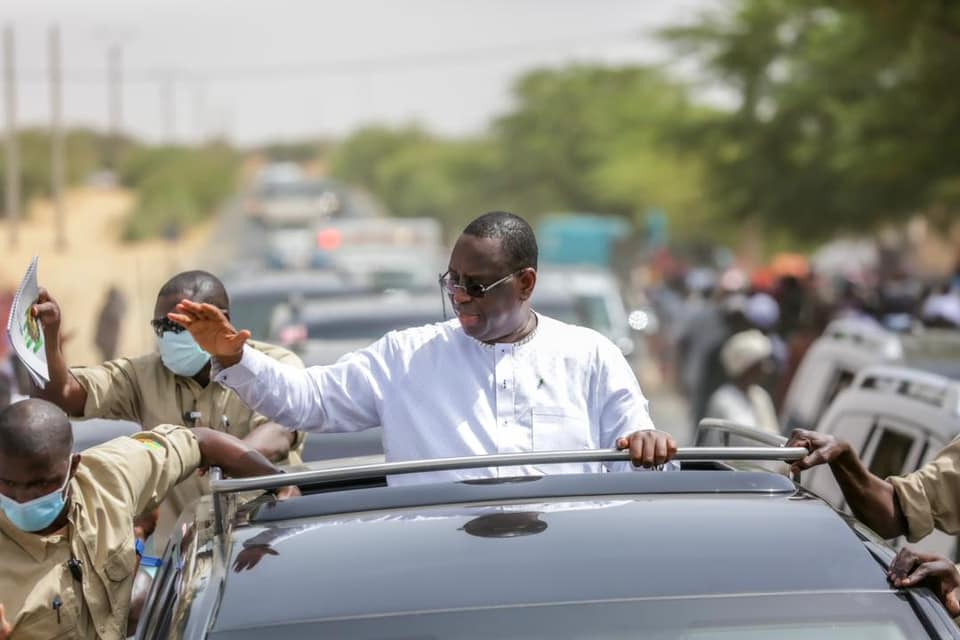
[31,270,305,542]
[787,428,960,616]
[0,399,288,639]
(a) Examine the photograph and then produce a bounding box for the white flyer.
[5,256,50,389]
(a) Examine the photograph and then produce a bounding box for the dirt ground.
[0,187,215,367]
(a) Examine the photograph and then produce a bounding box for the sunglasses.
[150,317,186,337]
[438,270,522,299]
[150,307,229,337]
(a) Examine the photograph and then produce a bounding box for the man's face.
[0,449,76,504]
[445,234,534,343]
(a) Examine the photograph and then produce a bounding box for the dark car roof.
[226,270,358,299]
[211,471,890,633]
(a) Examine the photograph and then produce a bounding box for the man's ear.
[518,268,537,301]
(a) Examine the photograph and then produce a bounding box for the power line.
[16,29,645,85]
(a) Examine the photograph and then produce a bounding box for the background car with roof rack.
[781,317,960,433]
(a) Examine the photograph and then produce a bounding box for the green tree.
[664,0,960,238]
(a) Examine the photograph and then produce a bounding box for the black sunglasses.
[438,270,522,299]
[150,317,186,337]
[151,307,229,337]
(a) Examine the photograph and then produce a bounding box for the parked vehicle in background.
[536,266,637,359]
[802,365,960,560]
[313,217,446,289]
[134,447,960,639]
[537,213,630,269]
[270,290,446,365]
[781,318,960,432]
[250,178,343,228]
[225,270,364,341]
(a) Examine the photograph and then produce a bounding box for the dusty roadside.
[1,187,215,367]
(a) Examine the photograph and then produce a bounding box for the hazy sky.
[6,0,723,145]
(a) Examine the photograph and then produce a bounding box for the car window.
[230,297,283,340]
[575,294,613,334]
[819,368,856,420]
[868,428,915,479]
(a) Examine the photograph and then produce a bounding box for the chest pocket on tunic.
[103,546,138,610]
[11,606,77,640]
[532,407,590,451]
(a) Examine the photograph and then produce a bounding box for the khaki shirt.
[71,339,304,540]
[0,425,201,640]
[890,437,960,542]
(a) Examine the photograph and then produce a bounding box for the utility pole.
[107,43,122,169]
[50,25,66,251]
[3,25,19,249]
[160,73,176,144]
[192,81,206,143]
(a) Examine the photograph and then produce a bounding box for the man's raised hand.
[168,300,251,366]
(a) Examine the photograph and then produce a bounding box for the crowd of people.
[641,251,960,433]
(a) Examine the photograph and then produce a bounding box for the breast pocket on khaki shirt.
[532,407,591,451]
[12,610,77,640]
[103,546,138,611]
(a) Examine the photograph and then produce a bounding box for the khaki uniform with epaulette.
[70,339,304,541]
[0,426,201,639]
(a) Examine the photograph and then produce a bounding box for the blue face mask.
[0,461,72,532]
[157,331,210,377]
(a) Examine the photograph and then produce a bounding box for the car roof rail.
[695,419,788,447]
[208,447,807,535]
[211,446,806,496]
[695,420,800,482]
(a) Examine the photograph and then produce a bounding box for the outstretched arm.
[193,427,285,478]
[786,429,906,538]
[30,288,88,415]
[170,300,381,433]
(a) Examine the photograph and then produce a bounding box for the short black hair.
[158,270,229,310]
[462,211,538,271]
[0,399,73,459]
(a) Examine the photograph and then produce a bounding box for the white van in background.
[535,266,636,358]
[781,318,960,433]
[803,365,960,560]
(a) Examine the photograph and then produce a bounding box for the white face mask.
[157,331,210,377]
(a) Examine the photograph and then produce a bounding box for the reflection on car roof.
[212,472,889,632]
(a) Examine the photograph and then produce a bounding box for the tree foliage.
[663,0,960,237]
[331,67,718,239]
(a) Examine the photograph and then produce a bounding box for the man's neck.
[486,309,537,345]
[192,362,212,387]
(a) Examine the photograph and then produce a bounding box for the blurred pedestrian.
[705,329,779,434]
[93,286,126,361]
[920,289,960,329]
